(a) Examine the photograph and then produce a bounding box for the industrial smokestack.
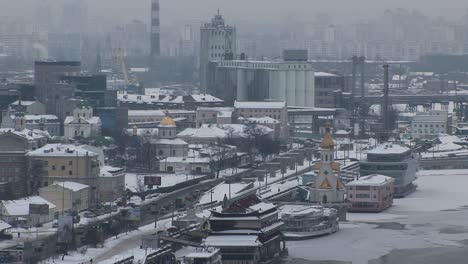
[351,56,358,95]
[151,0,161,57]
[360,56,366,98]
[383,64,390,131]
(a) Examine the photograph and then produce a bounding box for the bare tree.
[208,140,231,178]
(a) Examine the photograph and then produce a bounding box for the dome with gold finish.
[159,116,176,127]
[320,132,335,149]
[320,125,335,149]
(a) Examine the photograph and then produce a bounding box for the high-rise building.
[34,61,81,114]
[199,10,237,92]
[60,0,87,34]
[150,0,161,57]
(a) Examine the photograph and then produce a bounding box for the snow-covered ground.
[199,160,311,205]
[288,169,468,264]
[39,218,174,264]
[39,169,468,264]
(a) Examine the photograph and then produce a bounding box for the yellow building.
[27,144,99,206]
[39,181,90,213]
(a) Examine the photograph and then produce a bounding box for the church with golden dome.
[151,113,188,158]
[309,126,346,204]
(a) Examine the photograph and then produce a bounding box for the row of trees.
[208,123,281,178]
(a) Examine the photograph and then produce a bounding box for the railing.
[112,256,134,264]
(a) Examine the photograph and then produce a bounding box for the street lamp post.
[210,190,214,210]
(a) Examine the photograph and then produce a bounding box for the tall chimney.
[151,0,161,57]
[359,56,365,98]
[383,64,390,131]
[351,56,358,95]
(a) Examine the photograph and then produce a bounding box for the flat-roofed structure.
[346,174,395,212]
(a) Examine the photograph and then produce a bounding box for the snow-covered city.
[2,1,468,264]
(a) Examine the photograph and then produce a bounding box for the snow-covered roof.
[245,116,279,124]
[204,235,261,247]
[346,174,394,187]
[234,101,286,109]
[100,165,125,177]
[335,130,350,135]
[279,205,324,217]
[0,128,49,141]
[0,220,11,231]
[27,144,98,157]
[152,138,188,145]
[130,67,149,73]
[221,124,273,137]
[249,202,276,213]
[50,181,89,191]
[186,248,220,259]
[1,196,56,216]
[367,143,410,155]
[160,156,210,164]
[24,115,58,121]
[10,100,38,106]
[315,72,338,77]
[190,94,223,102]
[178,125,227,138]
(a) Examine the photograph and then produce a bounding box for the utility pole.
[210,190,214,210]
[383,64,390,141]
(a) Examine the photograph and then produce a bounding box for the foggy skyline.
[1,0,468,26]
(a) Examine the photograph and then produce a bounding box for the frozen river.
[286,169,468,264]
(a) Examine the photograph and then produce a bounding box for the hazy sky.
[1,0,468,24]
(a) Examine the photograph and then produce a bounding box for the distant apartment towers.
[151,0,161,57]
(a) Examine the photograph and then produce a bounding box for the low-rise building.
[64,106,102,139]
[314,72,345,108]
[0,130,48,199]
[195,107,234,127]
[234,101,289,141]
[346,174,395,212]
[1,113,60,136]
[98,166,126,203]
[205,196,285,264]
[0,196,56,226]
[360,143,417,197]
[411,110,450,139]
[26,144,100,205]
[39,181,90,213]
[9,100,46,115]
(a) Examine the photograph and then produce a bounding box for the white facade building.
[411,110,449,139]
[0,196,56,226]
[64,106,101,139]
[212,60,315,107]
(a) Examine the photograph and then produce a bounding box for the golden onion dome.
[320,131,335,149]
[159,116,176,126]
